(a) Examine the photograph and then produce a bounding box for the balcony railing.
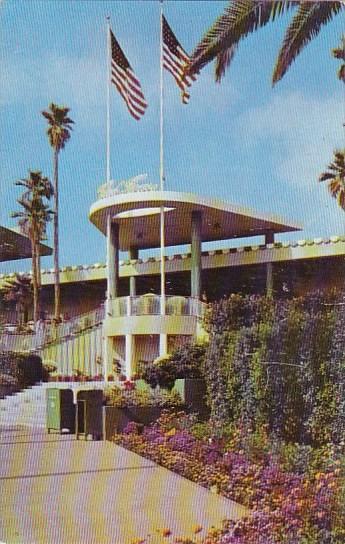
[106,295,206,319]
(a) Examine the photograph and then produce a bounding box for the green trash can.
[46,388,75,434]
[76,389,103,440]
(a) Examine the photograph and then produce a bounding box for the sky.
[1,0,344,274]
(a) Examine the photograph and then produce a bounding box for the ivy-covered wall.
[204,292,345,446]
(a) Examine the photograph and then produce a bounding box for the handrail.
[0,305,105,352]
[107,295,205,318]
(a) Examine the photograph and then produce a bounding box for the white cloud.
[236,90,344,187]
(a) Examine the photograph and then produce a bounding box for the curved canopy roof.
[0,225,52,262]
[89,190,301,251]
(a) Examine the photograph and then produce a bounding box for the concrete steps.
[0,381,106,428]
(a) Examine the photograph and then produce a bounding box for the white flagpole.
[159,1,166,317]
[105,16,111,382]
[106,16,111,184]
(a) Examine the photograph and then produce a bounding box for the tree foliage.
[319,149,345,210]
[0,274,33,325]
[187,1,344,85]
[12,171,53,323]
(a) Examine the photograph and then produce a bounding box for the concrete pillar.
[106,215,119,309]
[265,232,274,297]
[129,247,138,297]
[125,334,134,378]
[159,333,168,358]
[191,211,202,299]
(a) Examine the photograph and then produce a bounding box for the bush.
[141,356,177,389]
[104,385,183,408]
[141,343,207,389]
[0,352,43,389]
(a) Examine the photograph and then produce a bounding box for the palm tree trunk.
[32,237,39,324]
[36,240,41,319]
[53,148,60,323]
[36,244,41,289]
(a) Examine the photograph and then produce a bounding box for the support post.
[129,247,138,297]
[125,334,134,379]
[191,211,202,299]
[105,216,119,382]
[159,333,168,358]
[265,232,274,297]
[106,216,119,313]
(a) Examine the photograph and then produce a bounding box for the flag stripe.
[111,74,146,117]
[112,77,146,119]
[162,15,197,104]
[112,64,147,108]
[110,28,147,120]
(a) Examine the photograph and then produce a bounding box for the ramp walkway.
[0,426,246,544]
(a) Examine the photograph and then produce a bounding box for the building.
[1,177,345,379]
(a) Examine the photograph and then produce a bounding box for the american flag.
[110,29,148,120]
[163,16,196,104]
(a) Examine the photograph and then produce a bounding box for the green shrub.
[141,342,207,389]
[104,385,183,408]
[203,291,345,446]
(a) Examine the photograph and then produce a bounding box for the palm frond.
[188,0,296,77]
[328,178,342,197]
[215,44,238,82]
[273,2,345,85]
[337,188,345,210]
[42,103,74,152]
[332,36,345,60]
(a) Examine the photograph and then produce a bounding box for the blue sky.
[1,0,344,274]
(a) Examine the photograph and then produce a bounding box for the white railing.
[0,305,105,352]
[107,295,205,319]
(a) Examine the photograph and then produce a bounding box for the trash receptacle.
[76,389,103,440]
[46,388,75,434]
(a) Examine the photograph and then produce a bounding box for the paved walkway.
[0,426,246,544]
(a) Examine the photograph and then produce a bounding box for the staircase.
[0,381,106,428]
[1,306,105,377]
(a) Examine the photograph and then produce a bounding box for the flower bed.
[112,412,345,543]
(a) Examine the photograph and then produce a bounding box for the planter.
[104,406,163,439]
[172,378,209,420]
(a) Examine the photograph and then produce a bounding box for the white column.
[106,216,119,311]
[105,216,119,382]
[159,333,168,358]
[125,334,134,378]
[265,232,274,297]
[191,211,202,299]
[129,247,138,297]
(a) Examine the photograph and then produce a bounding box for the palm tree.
[12,171,53,323]
[187,1,344,84]
[0,274,33,326]
[14,171,54,290]
[42,103,74,323]
[332,36,345,83]
[319,149,345,210]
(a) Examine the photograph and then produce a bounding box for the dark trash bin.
[76,389,103,440]
[46,388,75,434]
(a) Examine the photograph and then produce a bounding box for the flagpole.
[106,16,111,184]
[159,0,166,318]
[105,15,111,383]
[159,0,167,358]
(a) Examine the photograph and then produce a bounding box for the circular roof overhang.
[89,190,301,251]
